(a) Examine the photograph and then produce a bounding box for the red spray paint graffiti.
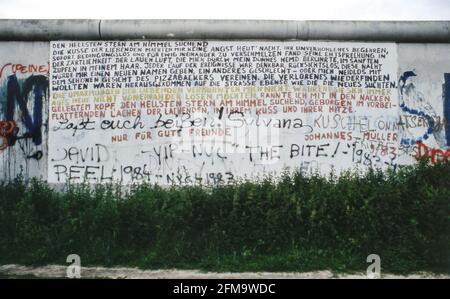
[416,141,450,164]
[0,63,49,79]
[0,120,17,151]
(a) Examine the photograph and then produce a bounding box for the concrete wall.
[397,44,450,165]
[0,21,449,184]
[0,42,49,181]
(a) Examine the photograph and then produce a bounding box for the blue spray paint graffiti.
[443,73,450,147]
[4,74,48,147]
[398,71,435,145]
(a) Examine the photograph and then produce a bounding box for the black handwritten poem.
[48,41,398,184]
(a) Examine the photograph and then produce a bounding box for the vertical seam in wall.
[98,20,102,40]
[306,21,311,40]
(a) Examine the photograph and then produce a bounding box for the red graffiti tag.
[0,63,49,79]
[0,121,17,151]
[416,141,450,164]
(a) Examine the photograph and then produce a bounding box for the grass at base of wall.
[1,160,449,274]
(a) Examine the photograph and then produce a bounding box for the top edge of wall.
[0,19,449,42]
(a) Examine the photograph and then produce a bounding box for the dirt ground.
[0,264,449,279]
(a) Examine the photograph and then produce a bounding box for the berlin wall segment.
[1,40,450,184]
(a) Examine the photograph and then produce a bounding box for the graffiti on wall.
[0,120,16,151]
[0,42,449,184]
[443,73,450,147]
[0,55,49,180]
[0,65,48,157]
[48,41,399,184]
[398,70,450,164]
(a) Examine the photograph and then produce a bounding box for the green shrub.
[0,161,449,273]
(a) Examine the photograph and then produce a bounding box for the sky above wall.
[0,0,449,20]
